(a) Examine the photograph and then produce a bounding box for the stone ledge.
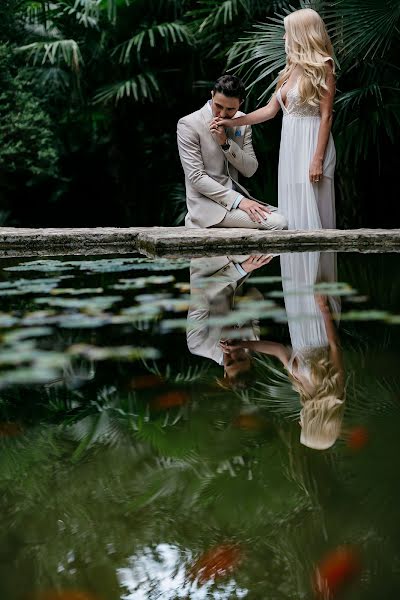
[0,226,399,258]
[136,227,400,256]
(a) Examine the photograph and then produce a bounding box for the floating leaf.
[0,314,19,328]
[4,260,74,272]
[341,310,390,321]
[50,287,104,295]
[34,296,123,310]
[67,343,160,362]
[112,275,175,290]
[58,314,113,329]
[245,276,284,283]
[3,327,53,343]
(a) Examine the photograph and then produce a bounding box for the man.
[177,74,287,229]
[187,254,272,389]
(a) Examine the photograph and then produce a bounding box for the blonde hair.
[289,349,345,450]
[276,8,335,107]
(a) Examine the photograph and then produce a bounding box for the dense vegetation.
[0,0,399,228]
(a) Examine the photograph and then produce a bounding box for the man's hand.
[209,120,228,145]
[240,254,274,273]
[211,117,235,129]
[220,339,244,353]
[238,198,271,223]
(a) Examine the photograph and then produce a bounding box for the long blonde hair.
[289,349,345,450]
[276,8,335,107]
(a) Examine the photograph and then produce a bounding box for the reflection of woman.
[221,252,345,450]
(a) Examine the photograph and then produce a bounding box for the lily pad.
[34,296,123,310]
[67,343,160,361]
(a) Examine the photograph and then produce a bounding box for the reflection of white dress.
[276,73,336,230]
[281,252,340,377]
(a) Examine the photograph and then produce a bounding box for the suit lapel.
[200,103,223,152]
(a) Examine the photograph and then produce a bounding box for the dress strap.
[276,82,289,113]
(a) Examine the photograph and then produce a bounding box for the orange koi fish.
[189,543,242,584]
[151,390,190,410]
[314,546,361,598]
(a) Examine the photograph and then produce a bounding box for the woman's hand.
[209,120,227,145]
[309,157,323,183]
[220,339,246,353]
[211,116,234,129]
[315,293,329,312]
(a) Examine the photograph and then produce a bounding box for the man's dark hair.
[212,74,246,101]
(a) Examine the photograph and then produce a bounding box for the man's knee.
[277,213,288,230]
[269,211,288,230]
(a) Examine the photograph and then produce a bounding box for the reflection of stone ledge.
[1,227,399,258]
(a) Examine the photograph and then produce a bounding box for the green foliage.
[0,44,58,185]
[93,71,161,104]
[0,0,398,226]
[226,0,400,169]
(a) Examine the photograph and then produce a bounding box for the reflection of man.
[177,74,287,230]
[187,255,272,389]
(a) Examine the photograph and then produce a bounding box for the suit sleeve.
[177,119,238,210]
[187,262,245,355]
[223,125,258,178]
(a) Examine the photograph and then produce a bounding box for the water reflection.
[187,251,345,450]
[187,254,272,388]
[1,252,400,599]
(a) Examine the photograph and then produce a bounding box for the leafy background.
[0,0,399,228]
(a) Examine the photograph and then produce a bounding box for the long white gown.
[276,75,336,230]
[281,251,340,378]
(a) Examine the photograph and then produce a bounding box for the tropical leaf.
[93,71,160,104]
[113,21,193,64]
[58,0,101,29]
[252,354,301,420]
[142,359,211,384]
[333,76,400,163]
[227,15,288,102]
[327,0,400,65]
[16,39,83,72]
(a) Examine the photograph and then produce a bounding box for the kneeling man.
[177,74,287,230]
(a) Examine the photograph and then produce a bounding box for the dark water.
[0,251,399,600]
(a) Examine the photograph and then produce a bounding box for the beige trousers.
[213,207,288,230]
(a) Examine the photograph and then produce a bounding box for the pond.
[0,250,399,600]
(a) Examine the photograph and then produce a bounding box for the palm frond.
[252,354,301,420]
[15,39,83,72]
[113,21,193,64]
[160,182,187,225]
[333,78,400,162]
[227,16,287,103]
[97,0,131,23]
[142,359,211,384]
[191,0,250,32]
[327,0,400,65]
[92,72,160,104]
[59,0,100,29]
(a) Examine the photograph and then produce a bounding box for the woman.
[221,252,345,450]
[212,8,336,230]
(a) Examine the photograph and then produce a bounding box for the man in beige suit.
[177,74,287,229]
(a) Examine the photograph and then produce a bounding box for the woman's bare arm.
[213,94,281,128]
[309,62,335,183]
[220,340,290,367]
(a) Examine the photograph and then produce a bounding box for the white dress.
[280,251,340,379]
[276,74,336,230]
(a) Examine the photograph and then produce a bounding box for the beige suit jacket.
[177,103,259,228]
